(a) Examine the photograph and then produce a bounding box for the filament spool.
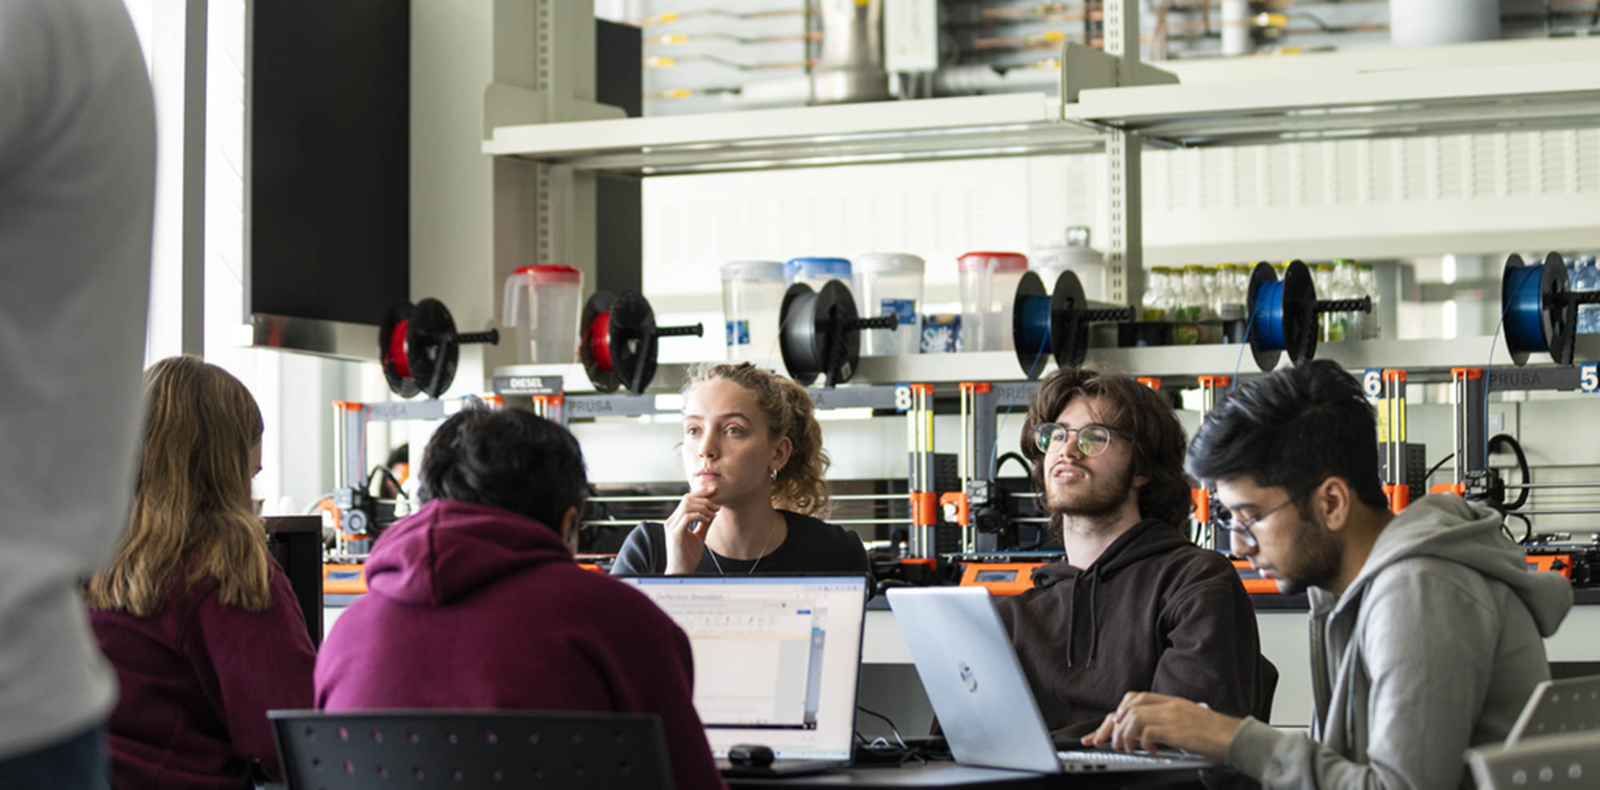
[1501,252,1576,367]
[779,280,898,387]
[581,290,704,394]
[1246,260,1318,371]
[1009,270,1133,377]
[379,298,500,399]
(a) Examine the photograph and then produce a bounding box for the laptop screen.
[618,575,867,761]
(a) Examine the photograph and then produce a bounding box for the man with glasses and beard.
[999,368,1276,746]
[1083,360,1572,790]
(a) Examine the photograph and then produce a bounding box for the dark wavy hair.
[1187,359,1388,513]
[417,409,589,531]
[1021,367,1193,534]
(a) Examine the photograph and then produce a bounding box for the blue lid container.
[785,257,852,283]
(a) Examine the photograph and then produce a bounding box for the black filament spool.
[780,280,864,387]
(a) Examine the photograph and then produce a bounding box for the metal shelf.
[1068,52,1600,147]
[495,336,1600,395]
[482,93,1101,175]
[482,41,1600,177]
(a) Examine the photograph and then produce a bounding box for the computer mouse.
[727,744,775,767]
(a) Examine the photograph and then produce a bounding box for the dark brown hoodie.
[997,519,1276,746]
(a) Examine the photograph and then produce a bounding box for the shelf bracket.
[483,82,625,140]
[1056,42,1178,107]
[1098,0,1147,307]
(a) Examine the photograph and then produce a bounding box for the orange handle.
[939,492,970,527]
[910,492,939,527]
[1191,488,1211,524]
[1384,484,1410,513]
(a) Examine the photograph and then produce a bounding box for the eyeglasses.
[1217,489,1313,549]
[1033,423,1117,457]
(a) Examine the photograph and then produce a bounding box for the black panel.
[265,516,324,648]
[595,19,642,296]
[247,0,409,326]
[596,20,643,118]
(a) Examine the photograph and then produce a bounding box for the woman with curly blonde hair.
[86,356,314,789]
[610,362,868,576]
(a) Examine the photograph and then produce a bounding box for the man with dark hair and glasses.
[1084,359,1573,790]
[998,367,1275,746]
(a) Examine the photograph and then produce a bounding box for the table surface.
[724,761,1205,788]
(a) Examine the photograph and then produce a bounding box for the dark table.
[726,761,1204,788]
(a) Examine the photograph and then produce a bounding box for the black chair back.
[269,709,674,789]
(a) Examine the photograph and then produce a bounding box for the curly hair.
[684,362,831,517]
[1020,367,1193,537]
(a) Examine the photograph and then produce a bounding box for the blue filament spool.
[1019,293,1052,352]
[1255,280,1287,351]
[1503,263,1549,353]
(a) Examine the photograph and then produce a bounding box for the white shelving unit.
[482,8,1600,384]
[484,92,1098,175]
[1069,55,1600,147]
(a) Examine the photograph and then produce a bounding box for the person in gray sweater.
[1082,359,1572,790]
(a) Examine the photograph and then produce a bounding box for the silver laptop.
[887,586,1219,775]
[1506,674,1600,745]
[618,574,868,777]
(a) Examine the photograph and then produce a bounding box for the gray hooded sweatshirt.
[1226,495,1573,789]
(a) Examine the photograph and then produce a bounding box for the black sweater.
[997,519,1276,745]
[609,509,870,576]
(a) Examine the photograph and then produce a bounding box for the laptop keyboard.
[1056,749,1196,766]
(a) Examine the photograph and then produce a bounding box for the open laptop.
[617,574,868,778]
[887,586,1219,775]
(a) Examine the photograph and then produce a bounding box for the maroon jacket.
[315,499,725,790]
[89,561,316,789]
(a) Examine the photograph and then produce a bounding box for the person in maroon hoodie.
[315,408,726,790]
[85,356,316,790]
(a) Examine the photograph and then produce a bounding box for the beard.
[1046,460,1137,542]
[1271,510,1344,595]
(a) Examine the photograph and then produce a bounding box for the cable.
[853,706,928,766]
[1484,288,1517,477]
[1423,453,1456,483]
[1230,306,1257,392]
[992,318,1052,479]
[1506,512,1534,545]
[1488,434,1531,511]
[995,452,1031,479]
[855,706,908,751]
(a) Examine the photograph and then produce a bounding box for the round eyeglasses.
[1033,423,1117,457]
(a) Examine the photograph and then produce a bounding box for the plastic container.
[502,265,583,364]
[785,257,853,292]
[957,252,1029,352]
[1574,256,1600,335]
[1359,263,1382,340]
[1032,228,1107,301]
[852,253,924,356]
[721,261,787,362]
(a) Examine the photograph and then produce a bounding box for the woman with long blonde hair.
[609,362,868,576]
[86,356,314,789]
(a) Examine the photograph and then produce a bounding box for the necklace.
[709,514,780,576]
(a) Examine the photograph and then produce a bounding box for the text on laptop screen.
[618,576,866,761]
